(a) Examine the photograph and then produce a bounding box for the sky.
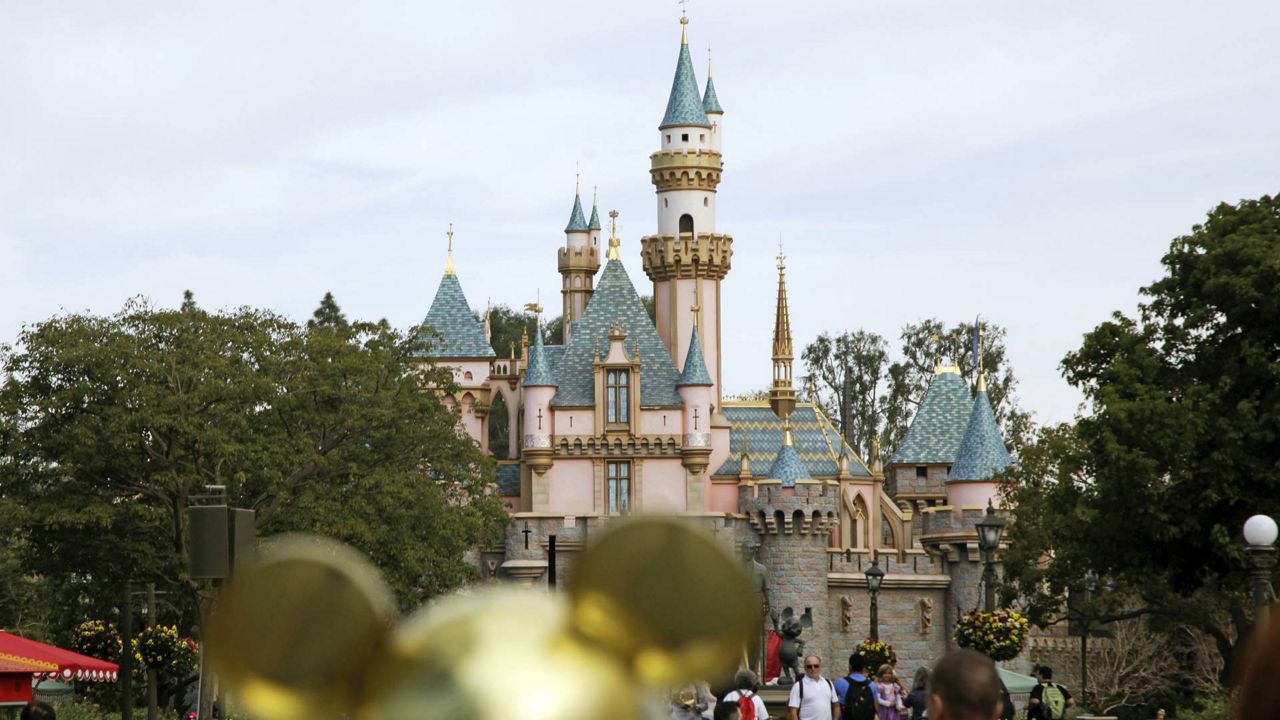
[2,0,1278,426]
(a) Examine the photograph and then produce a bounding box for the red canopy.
[0,631,119,682]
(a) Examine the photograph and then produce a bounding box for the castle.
[419,16,1048,677]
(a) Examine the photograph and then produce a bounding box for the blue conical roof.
[565,193,589,233]
[588,201,601,231]
[661,33,711,129]
[703,75,723,114]
[678,325,713,386]
[949,382,1012,482]
[523,326,557,387]
[890,369,973,466]
[420,274,496,359]
[769,440,811,488]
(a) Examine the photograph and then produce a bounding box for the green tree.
[1001,195,1280,682]
[801,330,889,463]
[0,292,508,632]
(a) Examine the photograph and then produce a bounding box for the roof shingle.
[419,273,495,359]
[714,403,872,479]
[889,370,972,465]
[949,387,1012,482]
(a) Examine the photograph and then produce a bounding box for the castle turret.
[588,189,602,247]
[946,373,1012,507]
[558,180,600,343]
[678,322,714,475]
[521,322,557,476]
[641,15,732,409]
[703,50,724,153]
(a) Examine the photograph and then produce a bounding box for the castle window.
[916,466,927,480]
[666,134,671,143]
[681,133,689,142]
[699,134,705,142]
[679,214,694,236]
[606,369,630,424]
[607,461,631,514]
[703,197,709,207]
[664,198,669,208]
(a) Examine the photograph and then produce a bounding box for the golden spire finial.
[523,290,544,326]
[678,0,689,43]
[776,237,786,272]
[445,223,455,275]
[575,162,581,196]
[607,209,621,260]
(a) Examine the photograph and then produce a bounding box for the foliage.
[953,610,1028,661]
[0,292,509,641]
[49,699,125,720]
[1173,693,1232,720]
[73,620,123,663]
[1082,618,1222,713]
[487,392,511,459]
[801,319,1032,467]
[855,639,897,669]
[1001,195,1280,681]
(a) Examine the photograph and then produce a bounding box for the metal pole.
[983,551,996,613]
[1248,546,1277,628]
[147,584,158,720]
[121,581,134,720]
[547,535,557,589]
[1079,633,1088,708]
[869,589,879,641]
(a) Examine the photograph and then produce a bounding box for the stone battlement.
[557,245,600,272]
[738,482,839,537]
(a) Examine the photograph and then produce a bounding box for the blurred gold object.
[568,518,757,686]
[208,535,394,720]
[210,517,755,720]
[360,590,646,720]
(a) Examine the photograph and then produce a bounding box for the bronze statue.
[771,607,812,684]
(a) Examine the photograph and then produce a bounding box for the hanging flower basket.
[953,610,1029,661]
[72,620,123,663]
[134,625,199,678]
[855,639,897,670]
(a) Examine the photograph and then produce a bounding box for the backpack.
[842,676,877,720]
[735,690,757,720]
[1040,683,1067,720]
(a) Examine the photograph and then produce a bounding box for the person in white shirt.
[788,655,839,720]
[722,670,769,720]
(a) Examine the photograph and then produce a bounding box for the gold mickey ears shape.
[568,517,758,686]
[210,518,757,720]
[208,535,395,720]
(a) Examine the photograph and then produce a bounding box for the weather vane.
[776,236,786,271]
[445,223,456,275]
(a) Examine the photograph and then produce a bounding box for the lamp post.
[865,557,885,641]
[1244,514,1277,627]
[975,500,1006,613]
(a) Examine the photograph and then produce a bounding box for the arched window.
[488,393,510,459]
[679,214,694,237]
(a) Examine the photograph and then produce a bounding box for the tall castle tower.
[641,16,733,409]
[558,180,600,343]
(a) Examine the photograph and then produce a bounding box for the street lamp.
[865,557,885,641]
[975,500,1006,612]
[1244,514,1277,626]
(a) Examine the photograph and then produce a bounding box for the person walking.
[834,654,878,720]
[903,667,930,720]
[874,665,907,720]
[723,669,769,720]
[928,650,1003,720]
[1027,666,1074,720]
[788,654,840,720]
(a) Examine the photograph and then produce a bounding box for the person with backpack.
[834,653,879,720]
[722,669,769,720]
[1027,666,1074,720]
[788,654,840,720]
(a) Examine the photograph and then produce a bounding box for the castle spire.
[588,186,601,231]
[444,223,455,276]
[768,241,797,421]
[661,16,711,129]
[565,170,589,233]
[703,46,724,115]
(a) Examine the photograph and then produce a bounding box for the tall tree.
[1001,195,1280,681]
[0,293,508,631]
[801,330,889,463]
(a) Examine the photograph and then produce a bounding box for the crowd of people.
[671,651,1076,720]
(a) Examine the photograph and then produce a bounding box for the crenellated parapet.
[557,244,601,273]
[738,482,840,538]
[640,233,734,281]
[649,149,723,192]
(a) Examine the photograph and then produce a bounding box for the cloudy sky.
[2,0,1277,425]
